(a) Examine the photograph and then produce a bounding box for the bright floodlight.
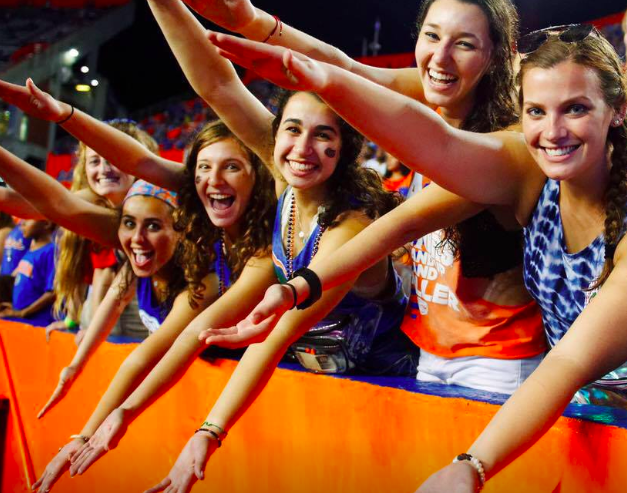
[80,66,89,74]
[91,79,99,87]
[75,84,91,92]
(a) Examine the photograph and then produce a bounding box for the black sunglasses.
[516,24,596,55]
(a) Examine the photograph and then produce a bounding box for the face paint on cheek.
[195,176,201,184]
[324,148,337,158]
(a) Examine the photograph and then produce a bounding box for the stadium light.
[75,84,91,93]
[62,48,80,65]
[80,66,89,74]
[91,79,99,87]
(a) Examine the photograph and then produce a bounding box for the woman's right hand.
[37,366,79,419]
[416,462,480,493]
[0,78,67,122]
[31,438,84,492]
[199,283,293,348]
[181,0,255,32]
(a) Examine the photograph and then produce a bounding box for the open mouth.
[542,145,580,158]
[428,69,459,87]
[209,193,235,211]
[288,160,318,175]
[132,248,154,268]
[97,175,121,186]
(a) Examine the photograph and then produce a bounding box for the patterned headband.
[123,180,178,208]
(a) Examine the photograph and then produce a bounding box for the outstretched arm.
[202,184,484,346]
[181,0,425,100]
[0,146,119,247]
[66,255,276,476]
[209,35,545,214]
[419,241,627,492]
[38,268,136,419]
[32,273,219,492]
[147,0,276,174]
[0,79,185,190]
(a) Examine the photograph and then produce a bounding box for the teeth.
[429,69,457,82]
[99,178,119,183]
[544,146,577,156]
[210,194,232,200]
[289,161,316,172]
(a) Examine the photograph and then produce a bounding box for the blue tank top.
[523,179,607,347]
[271,189,408,362]
[136,277,171,334]
[213,240,232,295]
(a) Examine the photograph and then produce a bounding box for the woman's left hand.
[69,408,128,476]
[143,433,219,493]
[0,78,67,122]
[208,31,330,92]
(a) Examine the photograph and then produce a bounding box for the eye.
[457,40,476,50]
[525,107,544,118]
[225,162,241,171]
[423,31,439,41]
[566,104,588,116]
[315,131,331,140]
[146,221,162,232]
[196,162,210,171]
[122,218,135,229]
[285,125,300,134]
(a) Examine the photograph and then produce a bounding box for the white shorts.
[417,348,544,395]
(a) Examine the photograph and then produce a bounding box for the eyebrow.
[283,118,338,135]
[523,96,594,107]
[423,23,481,40]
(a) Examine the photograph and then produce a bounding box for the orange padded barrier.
[1,321,627,492]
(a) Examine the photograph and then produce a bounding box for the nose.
[293,132,314,157]
[131,225,146,244]
[544,113,568,142]
[208,166,224,187]
[431,40,453,67]
[98,160,113,174]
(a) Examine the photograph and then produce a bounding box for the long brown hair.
[271,90,401,228]
[518,33,627,287]
[174,120,275,305]
[53,122,158,321]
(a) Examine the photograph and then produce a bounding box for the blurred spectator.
[382,155,413,198]
[0,221,33,302]
[363,145,387,176]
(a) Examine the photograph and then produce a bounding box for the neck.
[439,98,474,130]
[222,224,239,246]
[292,185,327,225]
[105,191,126,208]
[153,259,177,287]
[560,158,610,217]
[31,234,51,249]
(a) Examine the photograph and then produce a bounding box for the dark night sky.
[95,0,627,113]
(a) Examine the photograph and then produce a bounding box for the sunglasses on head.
[516,24,596,55]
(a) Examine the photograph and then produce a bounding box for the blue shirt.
[10,242,55,327]
[1,226,32,276]
[136,277,171,334]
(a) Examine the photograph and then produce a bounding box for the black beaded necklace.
[285,193,325,279]
[216,230,228,296]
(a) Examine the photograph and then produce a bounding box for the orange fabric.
[1,323,626,493]
[401,176,546,359]
[383,172,413,193]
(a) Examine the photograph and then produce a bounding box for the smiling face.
[273,92,342,192]
[85,147,135,205]
[522,61,618,183]
[415,0,493,118]
[118,196,178,278]
[194,139,256,231]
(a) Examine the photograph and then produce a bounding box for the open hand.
[32,438,85,492]
[208,32,329,92]
[0,78,68,122]
[69,408,128,476]
[143,432,219,493]
[182,0,255,32]
[37,365,80,419]
[199,283,293,347]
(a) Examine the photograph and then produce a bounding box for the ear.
[611,104,627,127]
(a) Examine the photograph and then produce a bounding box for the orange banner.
[1,321,627,492]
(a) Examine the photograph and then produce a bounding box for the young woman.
[190,0,547,395]
[208,24,627,492]
[31,119,278,493]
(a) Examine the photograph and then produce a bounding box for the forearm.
[58,105,185,190]
[148,0,275,165]
[19,291,55,318]
[0,188,45,219]
[90,267,117,315]
[80,339,173,436]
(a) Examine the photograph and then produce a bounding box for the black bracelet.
[195,428,222,447]
[291,267,322,310]
[56,105,74,125]
[283,282,298,309]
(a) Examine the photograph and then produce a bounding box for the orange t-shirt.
[400,175,546,359]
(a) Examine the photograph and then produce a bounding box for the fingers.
[194,460,204,481]
[69,446,101,476]
[143,478,171,493]
[199,327,238,345]
[45,325,61,343]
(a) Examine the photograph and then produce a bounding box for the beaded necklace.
[216,230,228,296]
[285,193,325,278]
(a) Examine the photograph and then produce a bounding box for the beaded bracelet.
[69,434,89,443]
[453,453,485,491]
[194,428,222,447]
[64,316,78,330]
[262,15,283,43]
